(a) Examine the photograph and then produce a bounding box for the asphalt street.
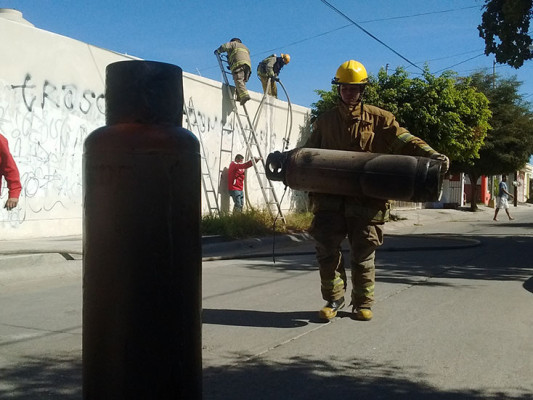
[0,204,532,399]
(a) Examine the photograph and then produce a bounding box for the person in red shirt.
[0,133,21,210]
[227,154,261,213]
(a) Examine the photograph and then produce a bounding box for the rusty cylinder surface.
[82,61,201,399]
[266,148,442,202]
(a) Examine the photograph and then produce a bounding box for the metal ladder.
[215,53,286,223]
[183,97,220,216]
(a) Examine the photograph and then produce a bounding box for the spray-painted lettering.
[10,73,105,116]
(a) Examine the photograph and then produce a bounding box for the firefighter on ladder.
[256,53,290,98]
[215,38,251,105]
[305,60,449,322]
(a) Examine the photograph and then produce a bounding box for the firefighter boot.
[318,298,345,320]
[353,307,373,321]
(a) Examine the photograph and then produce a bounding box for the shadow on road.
[524,276,533,294]
[204,355,532,400]
[3,353,530,400]
[0,354,81,400]
[203,308,321,327]
[238,234,533,289]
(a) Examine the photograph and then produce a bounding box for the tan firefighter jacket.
[304,100,438,223]
[216,41,251,72]
[257,54,284,78]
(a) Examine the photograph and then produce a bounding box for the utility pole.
[492,60,496,89]
[514,171,518,207]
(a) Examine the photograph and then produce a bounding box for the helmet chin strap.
[337,85,366,111]
[337,85,365,141]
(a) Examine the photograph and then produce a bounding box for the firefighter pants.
[259,75,278,98]
[231,65,251,102]
[308,211,384,309]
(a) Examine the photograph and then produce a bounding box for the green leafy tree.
[312,66,491,164]
[365,67,491,164]
[478,0,533,68]
[457,71,533,209]
[310,87,339,121]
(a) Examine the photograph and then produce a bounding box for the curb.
[0,253,81,285]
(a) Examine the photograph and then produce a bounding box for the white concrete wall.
[183,74,310,215]
[0,11,310,239]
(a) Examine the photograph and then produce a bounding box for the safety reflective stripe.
[353,284,375,296]
[391,132,436,154]
[229,48,250,69]
[236,88,249,98]
[321,276,344,290]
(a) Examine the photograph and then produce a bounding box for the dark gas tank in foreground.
[265,148,443,202]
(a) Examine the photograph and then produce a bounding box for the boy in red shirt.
[227,154,260,213]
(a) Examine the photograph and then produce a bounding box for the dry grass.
[201,209,313,239]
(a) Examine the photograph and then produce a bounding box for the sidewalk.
[0,204,529,279]
[201,204,498,259]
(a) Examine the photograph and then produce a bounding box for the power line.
[417,49,485,64]
[320,0,423,71]
[454,62,508,75]
[434,53,486,73]
[259,6,480,59]
[256,25,349,58]
[359,6,480,24]
[199,4,482,73]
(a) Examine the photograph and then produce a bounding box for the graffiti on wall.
[0,71,303,232]
[0,73,105,227]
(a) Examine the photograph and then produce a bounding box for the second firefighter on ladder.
[257,53,290,98]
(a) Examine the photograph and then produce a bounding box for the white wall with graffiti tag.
[0,10,310,239]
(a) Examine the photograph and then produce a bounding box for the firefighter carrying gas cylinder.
[257,53,290,98]
[305,60,449,321]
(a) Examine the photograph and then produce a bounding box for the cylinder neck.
[105,60,184,126]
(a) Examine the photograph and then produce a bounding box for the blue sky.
[3,0,533,109]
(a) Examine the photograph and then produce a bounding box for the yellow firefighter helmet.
[332,60,368,85]
[281,53,291,64]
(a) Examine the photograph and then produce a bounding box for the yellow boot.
[318,298,345,320]
[353,307,373,321]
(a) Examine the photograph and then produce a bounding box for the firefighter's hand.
[4,197,18,210]
[273,76,280,82]
[254,157,262,163]
[431,153,449,174]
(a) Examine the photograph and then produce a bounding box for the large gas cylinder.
[83,61,201,399]
[265,148,443,202]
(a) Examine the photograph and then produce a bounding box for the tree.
[478,0,533,68]
[311,66,491,164]
[310,87,339,121]
[457,71,533,209]
[365,67,491,164]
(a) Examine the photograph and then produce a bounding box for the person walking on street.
[493,175,514,221]
[304,60,449,322]
[227,154,261,213]
[0,133,22,210]
[257,53,290,98]
[215,38,252,105]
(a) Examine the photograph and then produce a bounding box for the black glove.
[273,76,280,82]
